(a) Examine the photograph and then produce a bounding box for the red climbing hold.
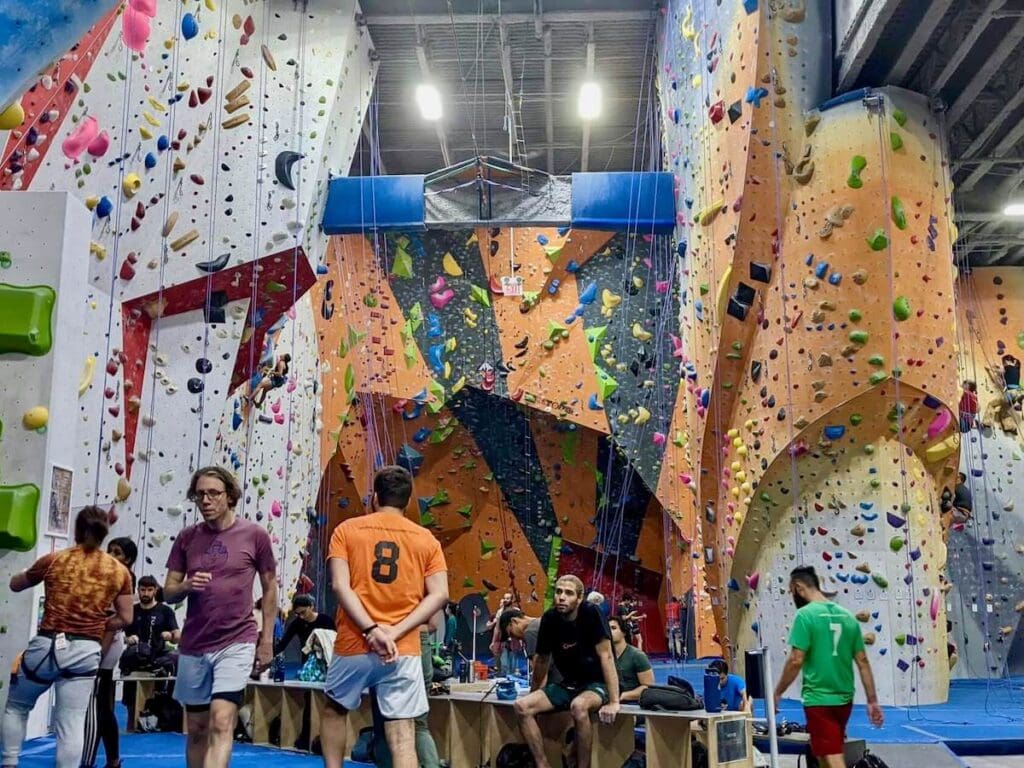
[709,100,725,124]
[197,87,212,104]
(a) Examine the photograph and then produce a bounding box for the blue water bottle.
[703,672,721,712]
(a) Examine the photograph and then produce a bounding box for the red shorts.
[804,703,852,756]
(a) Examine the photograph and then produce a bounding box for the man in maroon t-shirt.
[164,466,277,768]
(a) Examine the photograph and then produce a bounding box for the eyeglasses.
[191,490,225,500]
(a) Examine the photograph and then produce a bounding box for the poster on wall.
[46,465,74,538]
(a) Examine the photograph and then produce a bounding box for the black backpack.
[638,684,703,711]
[496,743,534,768]
[854,754,891,768]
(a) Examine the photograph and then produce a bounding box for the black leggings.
[81,668,119,767]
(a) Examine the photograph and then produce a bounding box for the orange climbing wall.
[659,0,958,703]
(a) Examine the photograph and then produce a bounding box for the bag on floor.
[350,726,376,763]
[139,692,183,733]
[495,742,534,768]
[638,684,703,711]
[853,753,891,768]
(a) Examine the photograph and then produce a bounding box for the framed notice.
[46,465,74,538]
[715,718,749,764]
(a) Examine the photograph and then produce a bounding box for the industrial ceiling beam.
[928,0,1002,94]
[365,10,652,25]
[836,0,901,91]
[884,0,955,83]
[415,27,451,167]
[956,91,1024,190]
[543,28,554,174]
[580,23,595,173]
[361,118,387,175]
[946,16,1024,125]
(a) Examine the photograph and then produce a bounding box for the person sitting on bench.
[121,576,180,675]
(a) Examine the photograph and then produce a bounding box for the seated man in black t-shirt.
[274,594,334,662]
[512,575,619,768]
[121,575,180,674]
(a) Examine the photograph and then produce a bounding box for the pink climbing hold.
[656,280,670,294]
[926,409,953,440]
[128,0,157,17]
[747,572,760,590]
[271,500,283,517]
[429,276,446,293]
[270,398,282,414]
[62,115,99,161]
[653,432,666,446]
[122,4,153,53]
[430,289,455,309]
[930,592,940,622]
[87,130,110,157]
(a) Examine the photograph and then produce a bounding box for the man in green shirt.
[607,616,654,701]
[774,566,884,768]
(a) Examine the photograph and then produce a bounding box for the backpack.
[638,684,704,711]
[350,726,376,763]
[854,753,891,768]
[495,742,534,768]
[138,692,183,733]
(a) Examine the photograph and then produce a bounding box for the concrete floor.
[771,756,1024,768]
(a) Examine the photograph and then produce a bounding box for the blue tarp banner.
[570,172,676,234]
[322,175,426,234]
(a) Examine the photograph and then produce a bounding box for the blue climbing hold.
[828,272,842,286]
[548,279,560,295]
[426,313,444,338]
[922,394,942,409]
[743,0,758,12]
[676,240,687,258]
[814,262,828,279]
[579,282,597,305]
[157,135,169,151]
[427,344,445,374]
[745,87,769,107]
[412,427,432,443]
[537,234,549,246]
[316,263,329,275]
[823,425,845,440]
[566,260,580,273]
[95,196,113,218]
[182,13,199,40]
[557,227,570,236]
[727,578,740,591]
[144,152,157,170]
[588,393,603,411]
[397,443,424,475]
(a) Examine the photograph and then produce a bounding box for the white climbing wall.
[0,0,376,604]
[0,191,91,739]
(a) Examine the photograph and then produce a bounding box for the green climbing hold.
[456,504,473,519]
[866,229,888,251]
[891,197,907,230]
[480,539,498,556]
[470,284,490,308]
[864,444,875,455]
[895,633,906,646]
[871,573,888,588]
[547,321,567,341]
[429,424,456,444]
[869,371,889,385]
[0,284,55,357]
[428,489,450,506]
[890,132,903,151]
[699,283,709,295]
[391,247,413,279]
[892,296,911,321]
[850,414,863,426]
[0,484,40,551]
[848,155,867,188]
[403,343,418,369]
[544,244,564,263]
[562,430,580,464]
[420,512,436,527]
[889,536,904,553]
[1016,331,1024,349]
[848,309,862,322]
[348,325,366,348]
[363,293,378,308]
[593,365,618,399]
[462,577,475,588]
[867,354,885,367]
[409,302,424,332]
[586,326,607,362]
[849,330,869,345]
[265,281,287,293]
[0,251,11,268]
[892,108,907,127]
[344,363,355,393]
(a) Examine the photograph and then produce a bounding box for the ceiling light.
[415,84,442,121]
[578,82,602,120]
[1004,202,1024,216]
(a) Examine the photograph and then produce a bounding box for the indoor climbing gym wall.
[659,1,959,704]
[952,268,1024,677]
[0,192,91,705]
[311,225,684,653]
[0,0,376,600]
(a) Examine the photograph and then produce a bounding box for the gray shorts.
[325,653,426,720]
[173,643,255,707]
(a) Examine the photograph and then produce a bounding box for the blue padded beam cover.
[322,175,426,234]
[570,172,676,234]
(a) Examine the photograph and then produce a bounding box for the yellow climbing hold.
[115,477,132,502]
[85,196,99,210]
[122,173,142,198]
[925,433,959,462]
[451,376,466,394]
[601,289,622,317]
[143,111,161,127]
[631,322,653,342]
[442,252,463,277]
[716,265,733,320]
[147,97,167,113]
[90,242,107,260]
[139,125,153,140]
[204,0,217,9]
[0,101,25,130]
[697,199,724,225]
[22,406,48,430]
[634,406,651,425]
[78,356,96,397]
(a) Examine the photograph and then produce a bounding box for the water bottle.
[703,672,721,712]
[272,654,285,682]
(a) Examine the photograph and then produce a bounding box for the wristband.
[362,624,379,637]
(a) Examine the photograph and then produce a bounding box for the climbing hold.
[632,322,653,343]
[391,249,413,278]
[0,284,55,356]
[871,573,889,588]
[195,252,230,273]
[890,132,903,151]
[892,296,911,321]
[889,537,904,553]
[95,197,113,218]
[469,284,490,308]
[0,484,40,551]
[697,199,724,225]
[848,330,869,345]
[86,130,110,157]
[122,173,142,198]
[866,229,888,251]
[182,13,199,39]
[891,196,907,230]
[170,230,199,251]
[0,102,25,130]
[892,108,907,127]
[442,252,463,277]
[274,151,302,190]
[847,155,867,188]
[22,406,48,430]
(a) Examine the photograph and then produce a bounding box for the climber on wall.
[249,353,291,408]
[983,355,1024,434]
[959,380,978,432]
[163,466,278,768]
[1,506,133,768]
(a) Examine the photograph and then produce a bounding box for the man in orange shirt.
[322,466,449,768]
[2,506,133,768]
